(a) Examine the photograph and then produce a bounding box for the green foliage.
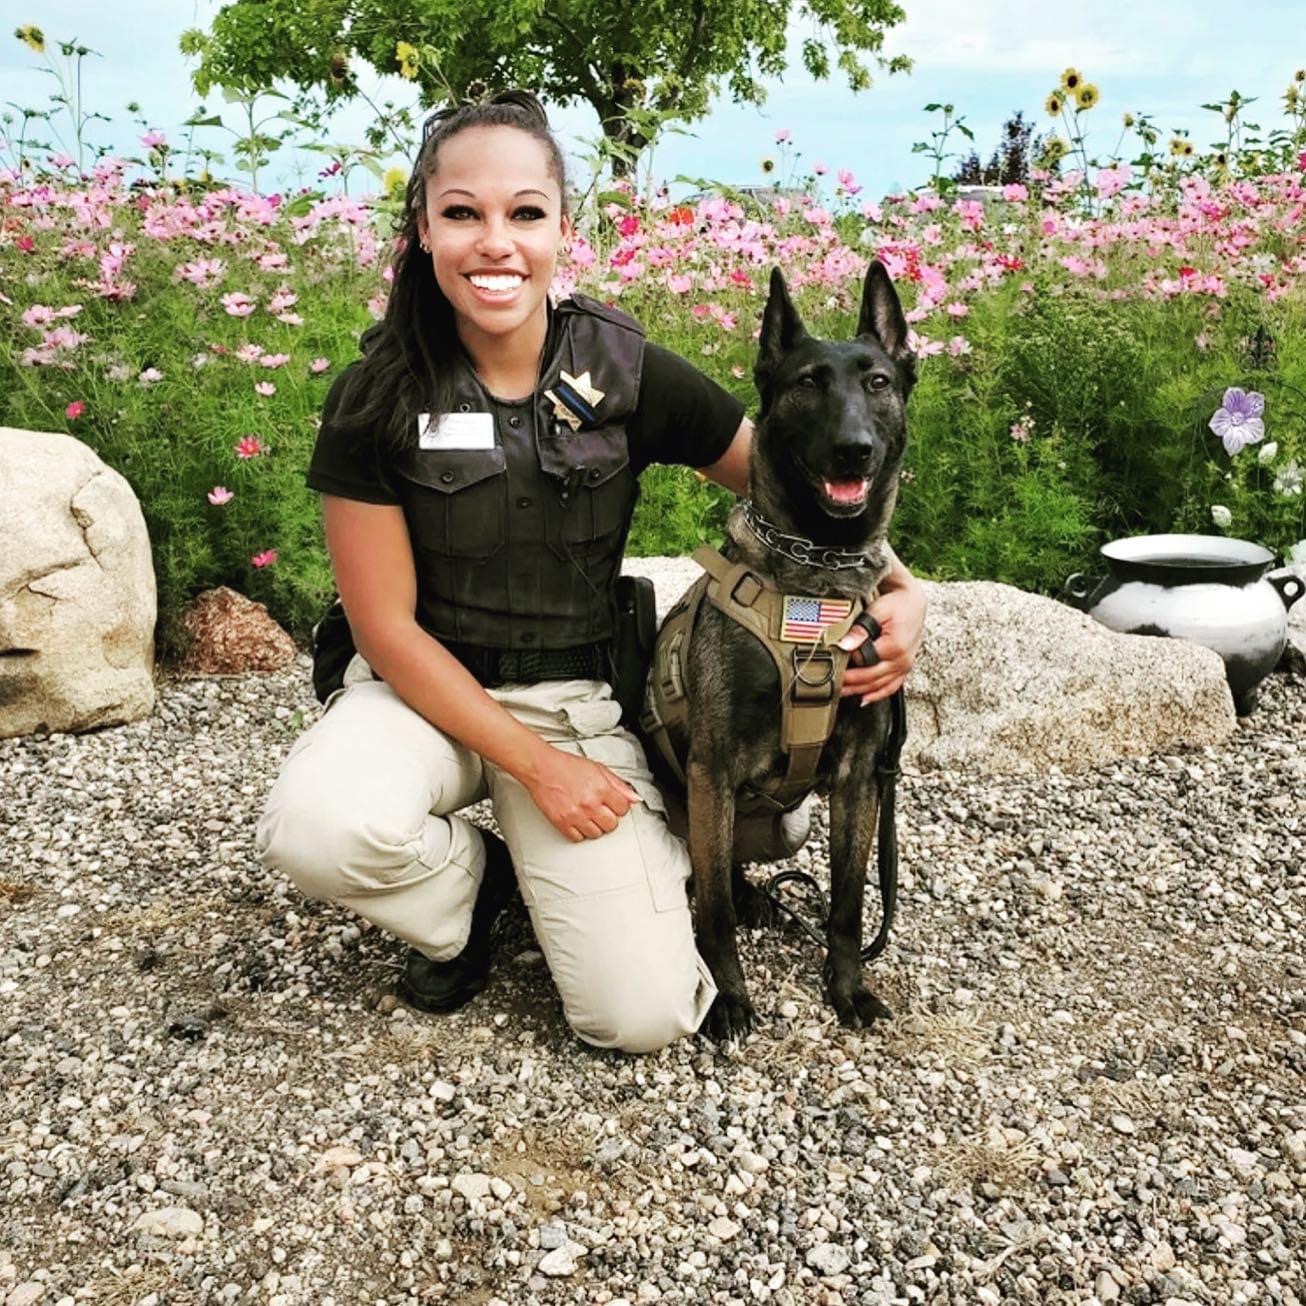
[187,0,910,173]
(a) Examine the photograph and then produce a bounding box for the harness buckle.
[791,646,837,702]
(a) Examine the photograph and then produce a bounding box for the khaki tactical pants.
[254,654,717,1053]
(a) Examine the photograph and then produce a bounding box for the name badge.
[418,411,496,450]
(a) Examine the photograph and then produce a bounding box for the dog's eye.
[866,374,891,391]
[798,374,820,389]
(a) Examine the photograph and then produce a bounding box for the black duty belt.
[444,640,611,689]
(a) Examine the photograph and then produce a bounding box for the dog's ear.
[754,268,808,409]
[857,259,911,362]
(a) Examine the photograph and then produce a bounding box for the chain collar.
[739,501,879,571]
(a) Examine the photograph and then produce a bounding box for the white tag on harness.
[417,411,495,450]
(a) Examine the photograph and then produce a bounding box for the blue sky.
[3,0,1301,200]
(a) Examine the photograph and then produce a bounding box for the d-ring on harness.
[641,544,907,965]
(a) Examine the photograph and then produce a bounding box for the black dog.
[659,261,915,1040]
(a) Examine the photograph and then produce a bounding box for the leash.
[756,686,906,964]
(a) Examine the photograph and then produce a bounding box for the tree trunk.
[593,61,648,179]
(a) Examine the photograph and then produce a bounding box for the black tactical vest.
[390,295,645,650]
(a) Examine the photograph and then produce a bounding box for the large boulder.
[905,580,1235,773]
[623,560,1236,776]
[0,427,156,737]
[178,586,297,675]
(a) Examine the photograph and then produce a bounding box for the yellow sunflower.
[15,24,44,53]
[395,40,419,80]
[1169,136,1194,158]
[1075,83,1100,111]
[1045,91,1065,118]
[1059,67,1083,93]
[382,165,408,202]
[1122,112,1136,128]
[1041,136,1069,164]
[760,156,776,175]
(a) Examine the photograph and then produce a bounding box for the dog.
[644,260,915,1040]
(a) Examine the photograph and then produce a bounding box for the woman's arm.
[322,495,640,840]
[700,417,927,702]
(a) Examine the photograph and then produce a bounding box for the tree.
[182,0,912,175]
[953,111,1036,186]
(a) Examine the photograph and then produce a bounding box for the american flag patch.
[779,595,854,643]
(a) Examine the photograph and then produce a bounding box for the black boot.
[397,829,517,1014]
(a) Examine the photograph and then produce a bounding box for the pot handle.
[1269,571,1305,611]
[1062,572,1103,610]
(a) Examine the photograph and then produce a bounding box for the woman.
[254,91,926,1053]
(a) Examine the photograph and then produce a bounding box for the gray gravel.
[1,641,1303,1305]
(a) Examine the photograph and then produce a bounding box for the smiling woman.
[252,88,927,1056]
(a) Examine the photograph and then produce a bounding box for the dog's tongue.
[823,478,869,505]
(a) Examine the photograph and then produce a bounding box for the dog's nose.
[832,427,879,473]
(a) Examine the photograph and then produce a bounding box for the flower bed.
[3,154,1304,654]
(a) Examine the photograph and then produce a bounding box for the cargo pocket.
[545,437,634,559]
[572,725,691,914]
[395,446,507,560]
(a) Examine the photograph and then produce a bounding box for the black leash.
[757,687,906,963]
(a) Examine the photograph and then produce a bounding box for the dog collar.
[740,502,879,571]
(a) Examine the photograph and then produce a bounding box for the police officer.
[254,91,926,1053]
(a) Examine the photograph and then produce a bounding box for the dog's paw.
[704,990,755,1042]
[829,984,892,1029]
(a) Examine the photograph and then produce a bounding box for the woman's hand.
[520,744,643,842]
[837,559,928,705]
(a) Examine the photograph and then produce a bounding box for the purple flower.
[1209,387,1265,455]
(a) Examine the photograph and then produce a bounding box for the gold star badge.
[544,388,582,430]
[544,369,606,432]
[561,370,605,408]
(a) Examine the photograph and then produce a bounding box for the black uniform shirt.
[307,339,745,504]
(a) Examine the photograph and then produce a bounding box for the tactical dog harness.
[640,544,907,963]
[642,545,868,811]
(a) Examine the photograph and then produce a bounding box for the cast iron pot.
[1063,533,1304,716]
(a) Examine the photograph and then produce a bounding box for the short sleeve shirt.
[305,339,745,504]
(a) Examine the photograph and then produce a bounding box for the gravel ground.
[1,638,1303,1305]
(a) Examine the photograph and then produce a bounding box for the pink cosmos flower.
[235,435,264,459]
[251,550,277,568]
[268,287,298,314]
[618,215,640,238]
[945,302,970,318]
[141,130,167,149]
[367,293,388,320]
[667,274,693,294]
[177,258,225,288]
[775,129,791,143]
[260,353,290,369]
[567,236,596,269]
[221,292,257,318]
[235,343,265,363]
[255,381,276,397]
[276,312,304,326]
[138,367,163,386]
[65,400,85,420]
[208,486,234,506]
[947,336,972,357]
[1002,183,1029,202]
[310,357,331,373]
[813,162,828,176]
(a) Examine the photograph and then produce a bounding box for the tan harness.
[640,544,869,814]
